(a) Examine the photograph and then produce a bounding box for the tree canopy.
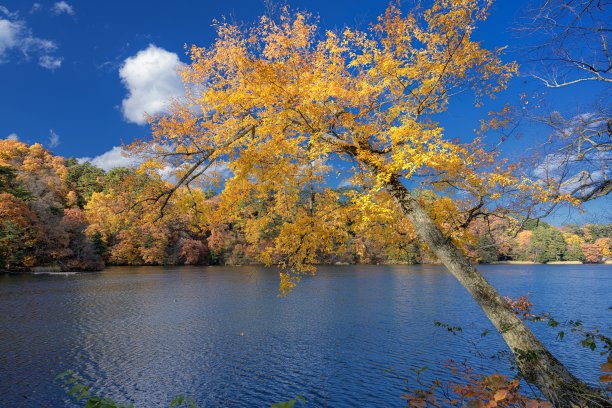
[130,0,566,292]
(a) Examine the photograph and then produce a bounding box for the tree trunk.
[384,176,611,407]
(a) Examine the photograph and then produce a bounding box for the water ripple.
[0,265,610,407]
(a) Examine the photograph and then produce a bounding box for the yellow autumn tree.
[595,237,612,258]
[85,169,212,265]
[131,2,607,405]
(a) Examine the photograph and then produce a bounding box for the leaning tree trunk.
[384,176,611,408]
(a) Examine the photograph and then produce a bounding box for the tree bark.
[384,176,611,408]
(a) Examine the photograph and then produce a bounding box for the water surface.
[1,265,610,407]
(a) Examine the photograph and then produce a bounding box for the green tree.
[529,226,567,263]
[0,165,35,201]
[476,234,499,263]
[587,224,612,243]
[65,160,106,208]
[103,167,137,191]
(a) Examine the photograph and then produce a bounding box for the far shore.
[489,260,603,265]
[5,260,612,275]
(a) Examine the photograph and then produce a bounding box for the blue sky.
[1,0,609,223]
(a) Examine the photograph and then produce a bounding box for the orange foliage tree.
[0,193,40,269]
[0,140,104,270]
[595,238,611,259]
[580,242,602,263]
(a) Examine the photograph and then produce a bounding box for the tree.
[476,234,499,263]
[0,193,39,270]
[85,168,211,266]
[528,108,611,209]
[132,2,608,405]
[519,0,611,216]
[581,242,603,263]
[59,208,104,270]
[562,232,585,261]
[64,159,106,208]
[0,140,76,268]
[529,226,567,263]
[0,165,34,201]
[179,238,209,265]
[514,230,534,261]
[595,237,612,258]
[521,0,611,89]
[587,224,612,242]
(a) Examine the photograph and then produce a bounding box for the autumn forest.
[0,139,611,273]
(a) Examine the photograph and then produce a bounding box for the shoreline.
[4,260,612,275]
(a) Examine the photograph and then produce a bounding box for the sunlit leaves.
[132,1,530,290]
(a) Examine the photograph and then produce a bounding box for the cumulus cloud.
[48,129,60,147]
[0,7,61,69]
[52,1,74,16]
[4,133,19,140]
[78,145,234,186]
[78,146,139,171]
[119,44,185,125]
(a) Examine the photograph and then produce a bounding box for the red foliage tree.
[581,243,602,263]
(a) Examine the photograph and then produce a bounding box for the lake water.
[0,265,610,407]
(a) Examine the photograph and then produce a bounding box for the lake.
[0,265,610,407]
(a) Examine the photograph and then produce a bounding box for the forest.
[1,139,610,272]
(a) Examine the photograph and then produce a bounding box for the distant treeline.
[1,140,610,272]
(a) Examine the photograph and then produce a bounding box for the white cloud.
[78,146,139,171]
[338,178,355,188]
[534,149,611,197]
[559,170,608,195]
[78,145,233,185]
[0,6,17,18]
[30,3,42,13]
[533,152,574,180]
[48,129,60,147]
[0,19,21,56]
[206,161,232,179]
[119,44,185,125]
[52,1,74,16]
[4,133,19,140]
[0,8,60,69]
[39,54,62,69]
